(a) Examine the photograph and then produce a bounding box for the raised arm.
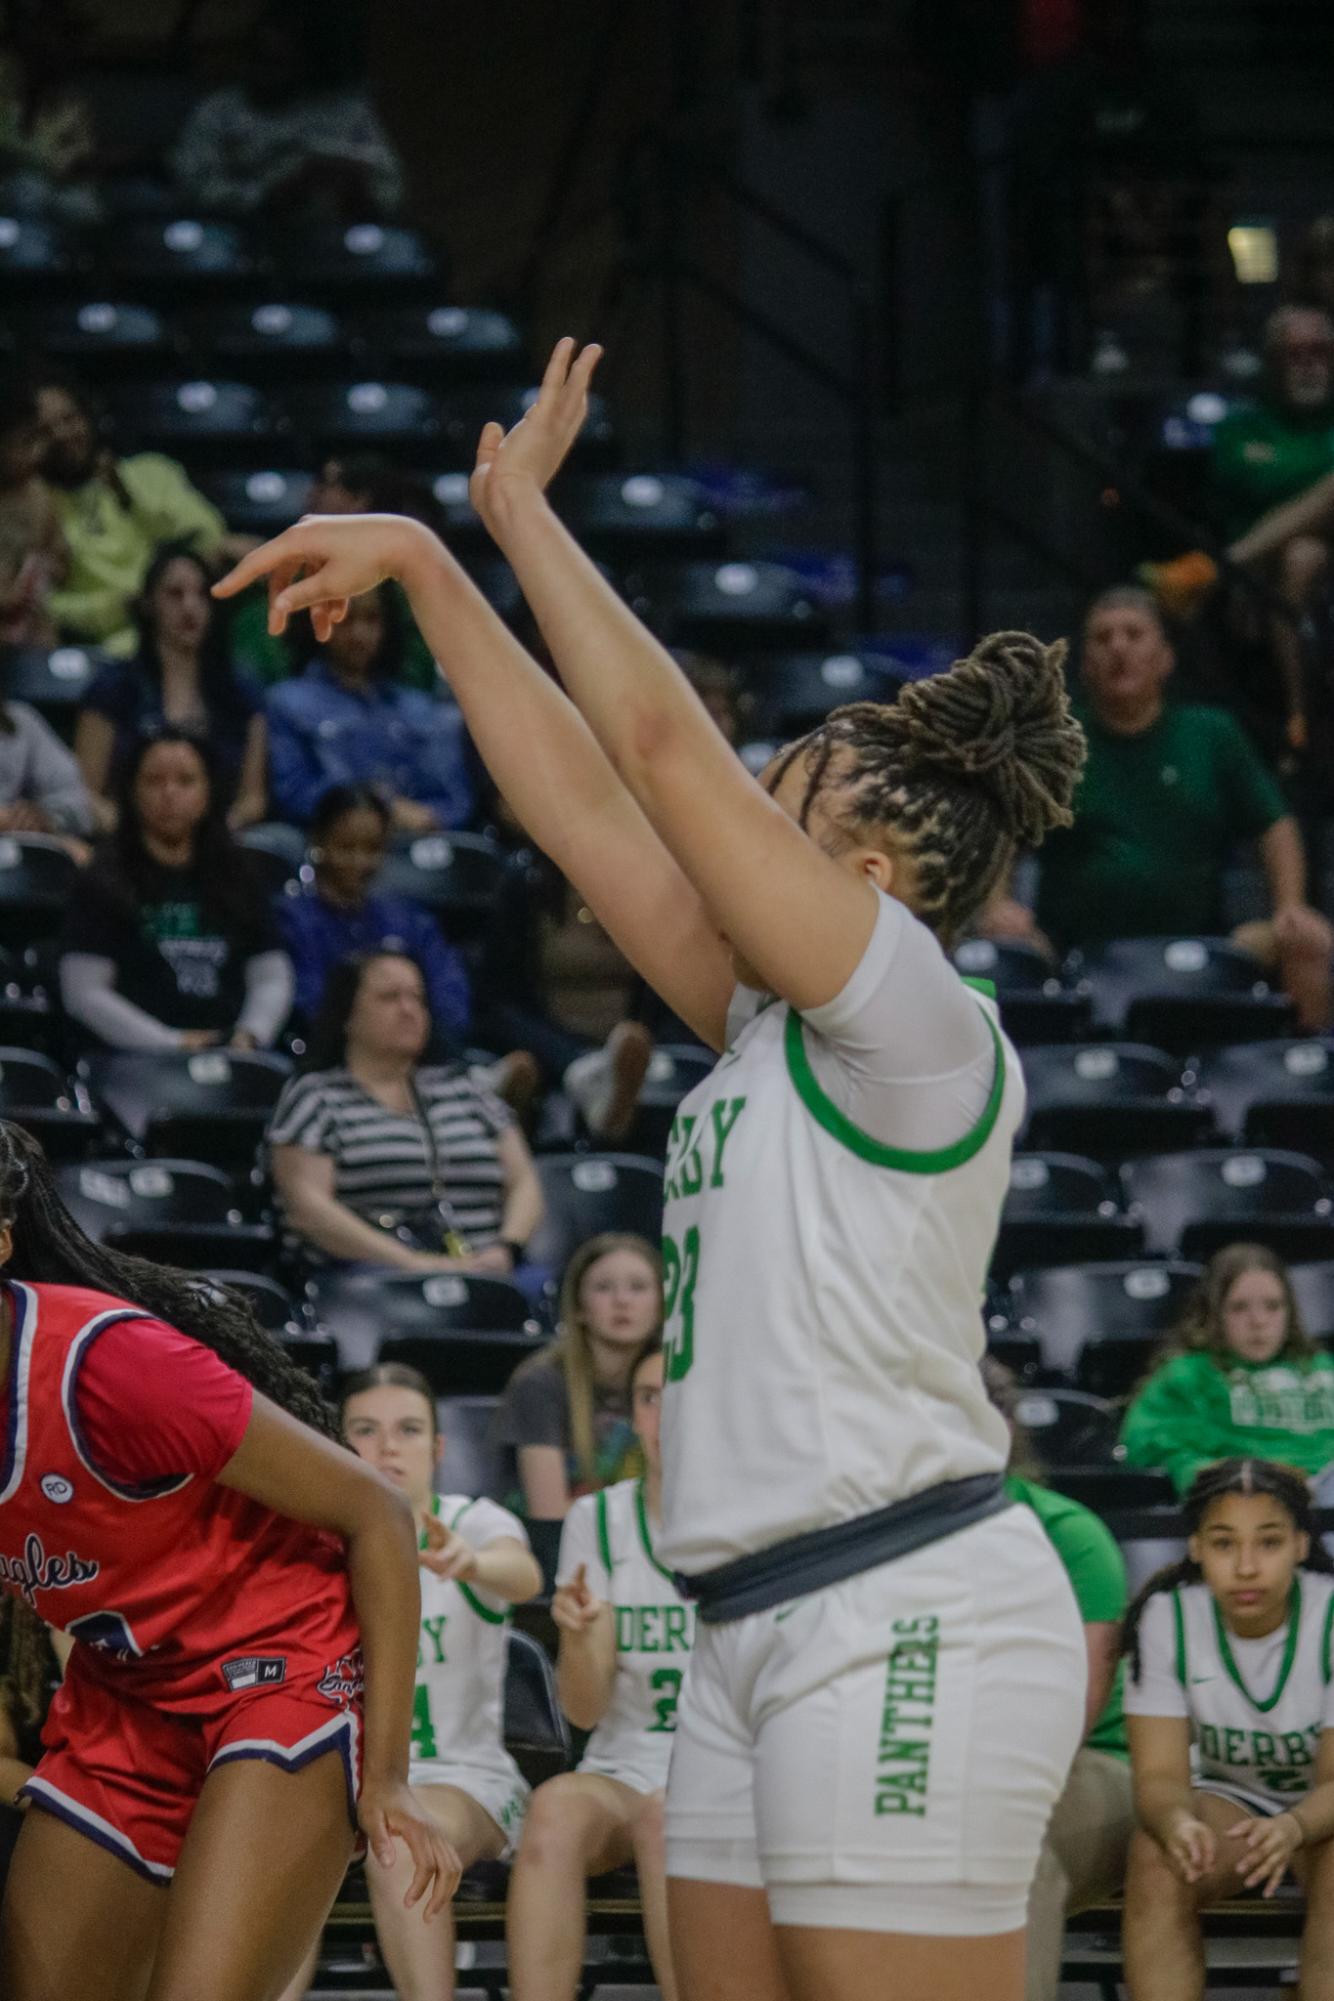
[216,530,737,1049]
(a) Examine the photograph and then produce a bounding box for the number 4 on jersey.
[662,1225,700,1382]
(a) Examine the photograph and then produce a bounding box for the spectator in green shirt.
[984,1361,1133,2001]
[30,367,255,658]
[983,586,1332,1029]
[1121,1242,1334,1496]
[1142,304,1334,751]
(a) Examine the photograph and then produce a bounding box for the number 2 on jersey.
[649,1666,683,1732]
[662,1225,700,1381]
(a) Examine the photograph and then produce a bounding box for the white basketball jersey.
[657,981,1021,1574]
[1133,1575,1334,1811]
[557,1478,696,1789]
[410,1493,526,1782]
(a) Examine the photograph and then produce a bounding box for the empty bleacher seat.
[1121,1148,1334,1263]
[629,560,829,652]
[1007,1259,1201,1392]
[626,1044,717,1156]
[103,379,279,464]
[0,215,77,292]
[953,937,1091,1045]
[1045,1465,1178,1514]
[236,821,309,896]
[269,221,440,295]
[197,468,314,535]
[1012,1385,1121,1465]
[525,1154,665,1272]
[16,301,171,371]
[1286,1261,1334,1343]
[101,217,256,290]
[285,379,441,453]
[435,1394,504,1497]
[57,1159,273,1271]
[81,1048,292,1168]
[559,473,725,559]
[740,649,900,737]
[189,300,345,373]
[0,646,101,731]
[1198,1038,1334,1143]
[0,835,81,945]
[375,832,506,937]
[357,304,523,379]
[1019,1043,1211,1159]
[310,1269,540,1387]
[200,1269,302,1335]
[1069,936,1293,1048]
[991,1152,1143,1282]
[0,1050,100,1160]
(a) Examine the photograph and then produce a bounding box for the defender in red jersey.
[0,1124,456,2001]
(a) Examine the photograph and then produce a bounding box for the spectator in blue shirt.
[264,584,474,829]
[279,784,471,1042]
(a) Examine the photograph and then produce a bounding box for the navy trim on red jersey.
[0,1281,34,1505]
[61,1313,194,1503]
[19,1775,175,1883]
[207,1708,361,1834]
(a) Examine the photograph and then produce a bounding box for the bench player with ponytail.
[218,335,1089,2001]
[1122,1457,1334,2001]
[0,1121,454,2001]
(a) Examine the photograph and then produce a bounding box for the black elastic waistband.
[675,1472,1010,1625]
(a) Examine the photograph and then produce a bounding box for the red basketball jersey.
[0,1281,357,1686]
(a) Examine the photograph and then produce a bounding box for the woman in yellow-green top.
[1121,1244,1334,1498]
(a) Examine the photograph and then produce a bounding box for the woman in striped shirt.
[268,949,544,1279]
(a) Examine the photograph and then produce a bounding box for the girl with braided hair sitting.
[1122,1458,1334,2001]
[217,337,1088,2001]
[0,1120,456,2001]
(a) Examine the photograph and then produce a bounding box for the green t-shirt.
[231,583,441,693]
[1006,1474,1128,1759]
[1211,399,1334,544]
[1035,700,1287,951]
[1120,1348,1334,1496]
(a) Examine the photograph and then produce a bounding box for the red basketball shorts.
[20,1632,365,1882]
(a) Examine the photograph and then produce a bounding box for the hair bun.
[894,629,1084,848]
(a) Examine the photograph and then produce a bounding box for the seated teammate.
[1122,1457,1334,2001]
[506,1335,690,2001]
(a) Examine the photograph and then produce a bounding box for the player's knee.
[514,1778,587,1869]
[630,1790,666,1870]
[1125,1825,1179,1898]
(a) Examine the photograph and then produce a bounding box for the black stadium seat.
[57,1159,273,1271]
[952,939,1091,1044]
[525,1154,665,1272]
[198,469,314,535]
[236,821,309,896]
[1011,1385,1121,1465]
[1121,1149,1334,1262]
[17,300,171,371]
[626,1045,717,1156]
[0,646,101,731]
[1198,1038,1334,1143]
[629,560,829,652]
[1045,1465,1178,1513]
[0,214,76,293]
[0,1050,100,1160]
[200,1269,302,1335]
[1007,1259,1202,1391]
[0,835,81,945]
[560,473,725,559]
[437,384,615,468]
[310,1269,541,1388]
[270,221,440,295]
[1019,1043,1212,1159]
[1069,936,1293,1048]
[81,1048,292,1168]
[101,217,256,290]
[357,304,524,380]
[285,380,441,452]
[375,832,507,937]
[742,650,901,737]
[991,1152,1143,1281]
[103,379,278,464]
[191,300,345,373]
[504,1629,571,1781]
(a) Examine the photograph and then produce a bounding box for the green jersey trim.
[634,1479,675,1584]
[1172,1589,1187,1686]
[596,1488,613,1575]
[1212,1579,1301,1715]
[959,976,998,999]
[782,999,1006,1174]
[1321,1588,1334,1685]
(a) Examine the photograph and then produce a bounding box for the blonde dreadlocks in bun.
[769,628,1085,944]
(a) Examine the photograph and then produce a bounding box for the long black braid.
[1120,1458,1334,1684]
[0,1122,336,1438]
[768,630,1086,946]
